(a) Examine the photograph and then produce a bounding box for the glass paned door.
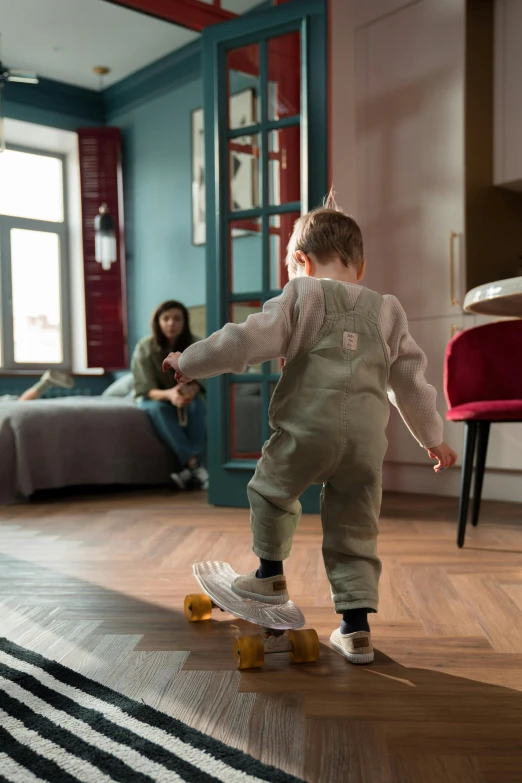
[203,0,327,509]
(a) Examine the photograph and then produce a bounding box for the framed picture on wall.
[191,88,258,246]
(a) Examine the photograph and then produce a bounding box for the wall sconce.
[94,203,116,270]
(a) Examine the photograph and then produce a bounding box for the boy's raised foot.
[231,571,289,605]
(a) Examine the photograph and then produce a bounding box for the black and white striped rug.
[0,637,307,783]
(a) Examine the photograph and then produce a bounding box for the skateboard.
[184,561,320,670]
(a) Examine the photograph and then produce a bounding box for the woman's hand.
[427,442,458,473]
[162,352,194,385]
[181,381,199,399]
[166,386,191,408]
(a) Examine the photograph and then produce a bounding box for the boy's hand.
[162,351,181,373]
[427,442,458,473]
[162,352,194,385]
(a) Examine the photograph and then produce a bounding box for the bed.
[0,396,179,504]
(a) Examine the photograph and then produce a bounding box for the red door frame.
[103,0,236,30]
[103,0,293,32]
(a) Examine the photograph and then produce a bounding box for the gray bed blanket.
[0,397,178,504]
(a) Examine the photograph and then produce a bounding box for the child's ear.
[294,250,307,268]
[357,259,366,282]
[304,256,315,277]
[294,250,315,277]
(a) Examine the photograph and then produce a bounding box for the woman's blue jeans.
[139,396,206,466]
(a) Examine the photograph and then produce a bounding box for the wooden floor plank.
[390,755,485,783]
[1,489,522,782]
[448,574,522,653]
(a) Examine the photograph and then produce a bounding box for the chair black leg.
[457,421,478,548]
[471,421,490,528]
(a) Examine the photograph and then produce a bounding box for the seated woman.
[131,300,207,490]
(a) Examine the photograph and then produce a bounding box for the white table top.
[463,276,522,317]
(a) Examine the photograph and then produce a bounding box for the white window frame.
[0,143,71,371]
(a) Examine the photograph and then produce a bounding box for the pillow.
[102,372,134,398]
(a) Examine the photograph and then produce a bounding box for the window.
[0,146,70,370]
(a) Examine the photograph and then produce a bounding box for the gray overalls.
[248,280,390,613]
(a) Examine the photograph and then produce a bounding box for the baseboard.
[382,462,522,504]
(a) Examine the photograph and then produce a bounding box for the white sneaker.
[232,571,289,605]
[330,628,374,665]
[170,468,192,490]
[45,370,74,389]
[191,465,209,490]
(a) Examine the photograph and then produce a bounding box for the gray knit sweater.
[178,277,443,449]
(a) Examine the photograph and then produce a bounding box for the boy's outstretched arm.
[163,296,291,382]
[386,297,457,472]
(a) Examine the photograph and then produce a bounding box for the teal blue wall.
[107,70,260,353]
[4,53,206,360]
[107,77,206,353]
[4,77,104,129]
[4,42,261,362]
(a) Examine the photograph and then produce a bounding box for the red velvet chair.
[444,320,522,547]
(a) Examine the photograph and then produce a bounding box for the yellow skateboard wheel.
[184,593,213,622]
[234,634,265,670]
[288,629,320,663]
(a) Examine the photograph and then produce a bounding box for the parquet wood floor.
[1,488,522,782]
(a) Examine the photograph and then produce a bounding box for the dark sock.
[340,608,370,634]
[256,558,283,578]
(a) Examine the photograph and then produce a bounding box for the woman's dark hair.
[151,300,193,352]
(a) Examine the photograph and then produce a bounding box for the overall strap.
[319,279,355,315]
[352,287,383,324]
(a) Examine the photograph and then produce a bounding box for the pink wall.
[329,0,357,215]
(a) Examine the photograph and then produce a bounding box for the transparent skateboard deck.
[193,561,305,631]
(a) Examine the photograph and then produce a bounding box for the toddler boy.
[163,197,457,664]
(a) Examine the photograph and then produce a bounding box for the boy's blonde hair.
[286,190,364,276]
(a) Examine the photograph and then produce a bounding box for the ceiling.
[0,0,262,91]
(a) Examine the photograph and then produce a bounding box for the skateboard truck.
[233,624,320,668]
[185,593,320,669]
